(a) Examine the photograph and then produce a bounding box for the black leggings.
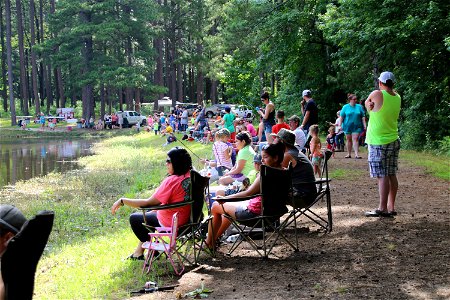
[129,211,160,242]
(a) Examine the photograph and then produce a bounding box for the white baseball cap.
[302,90,312,97]
[378,71,395,84]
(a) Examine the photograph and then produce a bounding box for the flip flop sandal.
[344,155,351,158]
[355,156,362,159]
[365,209,390,217]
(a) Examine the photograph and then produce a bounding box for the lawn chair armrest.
[315,178,331,184]
[212,194,262,203]
[138,201,193,211]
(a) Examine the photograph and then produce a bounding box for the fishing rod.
[176,136,203,161]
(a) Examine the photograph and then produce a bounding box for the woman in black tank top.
[257,92,276,143]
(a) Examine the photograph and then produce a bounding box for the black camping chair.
[140,170,210,266]
[281,149,333,250]
[218,165,295,258]
[2,210,54,300]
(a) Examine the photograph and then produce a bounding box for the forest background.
[0,0,449,151]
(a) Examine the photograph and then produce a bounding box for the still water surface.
[0,139,93,188]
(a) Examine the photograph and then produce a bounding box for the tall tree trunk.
[177,63,183,102]
[0,2,8,111]
[164,36,171,96]
[135,88,141,112]
[210,79,218,104]
[45,63,52,113]
[30,0,41,114]
[15,0,29,115]
[189,65,195,103]
[5,0,15,125]
[100,84,105,119]
[196,44,204,104]
[79,9,94,119]
[38,0,46,106]
[119,88,123,111]
[107,86,112,114]
[50,0,64,108]
[153,0,164,101]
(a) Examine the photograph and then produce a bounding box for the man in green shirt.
[364,71,401,218]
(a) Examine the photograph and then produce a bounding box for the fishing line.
[176,137,203,161]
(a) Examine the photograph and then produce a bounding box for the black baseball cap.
[0,205,27,234]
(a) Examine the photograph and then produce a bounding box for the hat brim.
[0,219,20,234]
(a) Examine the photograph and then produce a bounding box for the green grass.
[0,127,211,299]
[329,168,366,180]
[400,150,449,181]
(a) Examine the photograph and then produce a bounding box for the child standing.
[309,125,323,178]
[153,121,159,135]
[326,125,336,157]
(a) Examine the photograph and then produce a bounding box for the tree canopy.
[1,0,449,149]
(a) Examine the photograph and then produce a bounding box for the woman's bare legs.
[352,133,360,157]
[206,202,239,249]
[218,175,234,185]
[345,134,352,157]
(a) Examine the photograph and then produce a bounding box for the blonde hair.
[309,124,319,135]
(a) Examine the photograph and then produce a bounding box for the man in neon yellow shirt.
[364,71,401,218]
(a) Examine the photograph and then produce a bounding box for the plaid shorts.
[368,139,400,178]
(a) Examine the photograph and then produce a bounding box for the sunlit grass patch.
[35,228,154,299]
[401,150,449,181]
[329,168,366,180]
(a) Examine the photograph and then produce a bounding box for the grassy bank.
[1,129,210,299]
[1,125,448,298]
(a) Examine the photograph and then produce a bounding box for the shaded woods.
[0,0,449,150]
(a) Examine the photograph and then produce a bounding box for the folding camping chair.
[142,212,184,275]
[280,149,333,250]
[219,165,295,258]
[139,170,210,265]
[2,210,54,300]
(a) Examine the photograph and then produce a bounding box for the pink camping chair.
[141,212,184,275]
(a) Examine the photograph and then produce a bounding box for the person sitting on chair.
[205,142,285,250]
[0,205,28,298]
[272,128,317,207]
[218,131,256,186]
[111,147,192,260]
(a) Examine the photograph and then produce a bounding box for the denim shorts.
[368,139,400,177]
[235,206,259,220]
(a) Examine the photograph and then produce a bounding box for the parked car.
[116,111,146,127]
[221,105,253,119]
[180,103,199,116]
[204,104,228,118]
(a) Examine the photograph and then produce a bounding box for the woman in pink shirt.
[111,147,192,260]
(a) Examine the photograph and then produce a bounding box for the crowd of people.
[113,71,402,258]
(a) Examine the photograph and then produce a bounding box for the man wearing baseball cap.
[0,205,27,256]
[300,89,318,134]
[288,115,307,149]
[364,71,401,218]
[0,205,27,298]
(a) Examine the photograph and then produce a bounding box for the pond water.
[0,138,94,189]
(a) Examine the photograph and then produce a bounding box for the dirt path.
[135,152,449,299]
